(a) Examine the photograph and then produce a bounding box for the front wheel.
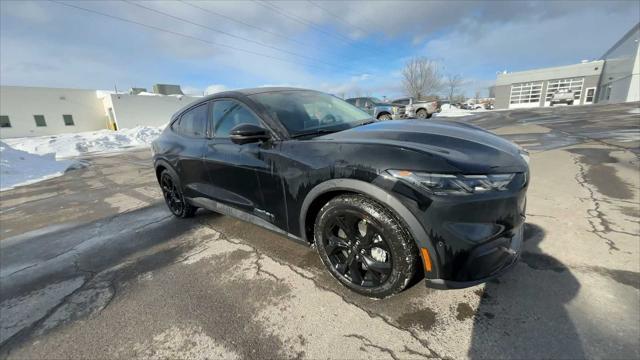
[160,170,197,218]
[377,113,392,121]
[416,109,428,119]
[314,194,418,298]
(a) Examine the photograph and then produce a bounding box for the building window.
[545,77,584,102]
[0,115,10,128]
[509,82,543,104]
[34,115,47,127]
[63,114,75,126]
[585,88,596,103]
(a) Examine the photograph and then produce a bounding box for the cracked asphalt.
[1,102,639,359]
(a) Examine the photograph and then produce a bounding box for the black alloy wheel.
[314,194,418,298]
[160,170,197,218]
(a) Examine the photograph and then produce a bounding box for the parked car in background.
[345,97,405,120]
[392,97,437,119]
[152,87,530,298]
[549,89,575,106]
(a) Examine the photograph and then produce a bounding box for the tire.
[314,194,418,298]
[568,101,574,105]
[416,109,428,119]
[549,102,554,107]
[160,169,197,218]
[377,113,392,121]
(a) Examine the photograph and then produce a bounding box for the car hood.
[315,120,527,173]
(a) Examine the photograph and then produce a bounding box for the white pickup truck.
[392,97,438,119]
[549,89,575,106]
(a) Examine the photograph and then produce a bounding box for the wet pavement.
[1,102,639,359]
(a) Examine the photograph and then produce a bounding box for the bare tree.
[445,74,463,103]
[402,57,442,100]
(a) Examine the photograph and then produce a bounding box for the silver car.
[345,97,405,120]
[392,97,437,119]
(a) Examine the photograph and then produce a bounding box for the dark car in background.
[152,87,530,298]
[345,97,405,120]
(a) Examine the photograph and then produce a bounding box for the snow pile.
[0,141,77,191]
[4,126,163,159]
[434,104,475,117]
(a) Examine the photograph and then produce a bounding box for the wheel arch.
[299,179,440,277]
[376,111,391,119]
[154,159,180,187]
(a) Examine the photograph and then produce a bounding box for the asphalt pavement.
[1,102,639,359]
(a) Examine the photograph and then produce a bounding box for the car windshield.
[249,90,373,137]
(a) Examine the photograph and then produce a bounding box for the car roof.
[208,86,315,99]
[171,87,320,121]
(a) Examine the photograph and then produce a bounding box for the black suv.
[152,87,529,298]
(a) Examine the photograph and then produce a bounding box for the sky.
[1,0,638,99]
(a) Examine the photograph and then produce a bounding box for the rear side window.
[174,103,208,137]
[211,100,261,137]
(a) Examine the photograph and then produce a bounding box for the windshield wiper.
[290,129,340,139]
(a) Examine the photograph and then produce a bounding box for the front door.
[202,99,284,227]
[584,87,596,104]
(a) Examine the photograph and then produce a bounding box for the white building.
[598,23,640,104]
[0,85,200,139]
[494,22,639,109]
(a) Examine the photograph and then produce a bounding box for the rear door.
[171,103,209,198]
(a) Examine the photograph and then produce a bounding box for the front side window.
[34,115,46,127]
[249,90,372,137]
[175,103,208,137]
[212,100,262,137]
[0,115,10,128]
[63,114,74,126]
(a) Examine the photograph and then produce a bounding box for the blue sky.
[1,0,638,98]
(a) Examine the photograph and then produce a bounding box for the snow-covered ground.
[0,126,163,191]
[433,104,486,118]
[4,126,163,159]
[0,142,79,191]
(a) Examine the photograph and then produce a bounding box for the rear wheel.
[314,194,418,298]
[160,170,197,218]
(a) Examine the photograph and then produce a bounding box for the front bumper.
[425,224,523,289]
[380,171,528,288]
[391,113,406,120]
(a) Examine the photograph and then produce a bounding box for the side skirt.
[188,197,310,247]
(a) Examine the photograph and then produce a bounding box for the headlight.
[387,170,516,195]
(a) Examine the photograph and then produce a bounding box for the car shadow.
[467,223,585,359]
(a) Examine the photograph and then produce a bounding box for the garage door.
[509,81,543,109]
[544,77,584,106]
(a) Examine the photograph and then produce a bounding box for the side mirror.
[229,123,270,145]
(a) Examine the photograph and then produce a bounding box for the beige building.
[0,85,200,139]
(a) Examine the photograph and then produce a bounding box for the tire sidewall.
[161,170,188,218]
[314,195,416,298]
[417,109,427,119]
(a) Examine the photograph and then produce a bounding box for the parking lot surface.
[1,102,639,359]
